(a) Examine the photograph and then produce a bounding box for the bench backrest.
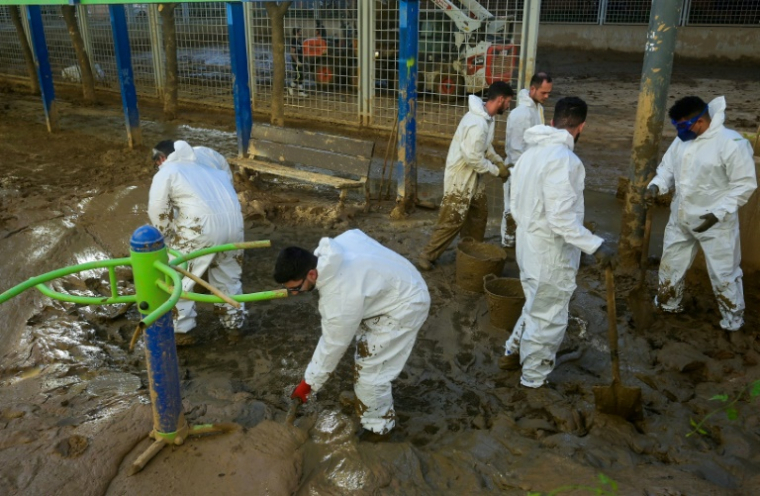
[249,125,374,179]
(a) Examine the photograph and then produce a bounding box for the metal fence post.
[148,4,165,98]
[681,0,692,26]
[618,0,682,268]
[358,0,374,126]
[227,1,252,158]
[109,4,142,148]
[597,0,609,25]
[76,5,96,74]
[243,2,256,108]
[26,5,57,132]
[393,0,419,217]
[518,0,541,92]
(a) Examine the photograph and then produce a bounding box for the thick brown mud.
[2,56,760,495]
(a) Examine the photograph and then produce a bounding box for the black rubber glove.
[693,213,718,233]
[643,184,659,207]
[594,241,618,269]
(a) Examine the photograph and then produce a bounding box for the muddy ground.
[1,52,759,495]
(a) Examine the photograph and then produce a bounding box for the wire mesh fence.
[0,1,757,140]
[245,2,361,125]
[686,0,760,25]
[0,6,29,78]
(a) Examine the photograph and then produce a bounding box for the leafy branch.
[687,379,760,437]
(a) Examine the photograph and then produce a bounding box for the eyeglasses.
[284,277,307,293]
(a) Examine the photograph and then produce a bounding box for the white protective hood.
[505,89,545,164]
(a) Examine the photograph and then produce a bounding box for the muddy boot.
[499,353,521,371]
[174,332,197,347]
[417,256,434,271]
[357,427,392,443]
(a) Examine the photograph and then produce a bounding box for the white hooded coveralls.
[148,141,245,334]
[306,229,430,434]
[192,146,234,182]
[506,125,602,388]
[420,95,504,262]
[502,88,545,246]
[648,96,757,331]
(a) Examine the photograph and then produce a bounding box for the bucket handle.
[460,237,475,244]
[483,273,497,284]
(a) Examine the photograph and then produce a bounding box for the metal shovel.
[594,267,644,421]
[628,207,655,331]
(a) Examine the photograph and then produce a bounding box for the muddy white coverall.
[148,141,245,334]
[420,94,505,263]
[306,229,430,434]
[649,96,757,331]
[192,145,233,182]
[506,125,602,388]
[502,88,545,246]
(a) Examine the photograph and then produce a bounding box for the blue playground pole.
[227,2,253,158]
[395,0,419,214]
[26,5,58,133]
[109,4,142,149]
[130,225,184,439]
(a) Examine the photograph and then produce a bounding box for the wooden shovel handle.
[641,208,653,270]
[605,267,621,384]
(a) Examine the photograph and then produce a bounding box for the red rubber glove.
[291,379,311,404]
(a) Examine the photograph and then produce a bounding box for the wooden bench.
[229,125,374,207]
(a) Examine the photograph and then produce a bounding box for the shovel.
[594,267,644,422]
[285,398,301,425]
[628,207,655,331]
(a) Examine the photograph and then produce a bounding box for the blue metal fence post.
[109,4,142,148]
[393,0,419,217]
[227,2,253,158]
[130,225,185,441]
[26,5,58,133]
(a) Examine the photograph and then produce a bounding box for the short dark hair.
[553,97,587,130]
[529,72,552,88]
[669,96,709,122]
[487,81,514,101]
[152,140,175,162]
[273,247,318,283]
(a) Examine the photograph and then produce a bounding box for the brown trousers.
[420,193,488,262]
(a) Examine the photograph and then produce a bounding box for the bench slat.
[229,158,365,190]
[250,141,370,179]
[251,125,374,159]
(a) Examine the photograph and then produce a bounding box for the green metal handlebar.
[0,241,280,318]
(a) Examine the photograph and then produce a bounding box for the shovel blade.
[593,383,644,422]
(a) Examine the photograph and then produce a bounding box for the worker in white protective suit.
[645,96,757,331]
[275,229,430,442]
[417,82,513,270]
[153,140,233,182]
[500,97,617,388]
[149,140,245,346]
[501,72,552,247]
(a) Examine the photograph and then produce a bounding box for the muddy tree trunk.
[10,6,40,95]
[265,2,291,127]
[160,4,178,120]
[61,6,96,104]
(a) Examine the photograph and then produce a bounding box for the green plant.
[687,379,760,437]
[527,473,618,496]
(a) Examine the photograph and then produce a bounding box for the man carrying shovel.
[499,97,617,388]
[274,229,430,441]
